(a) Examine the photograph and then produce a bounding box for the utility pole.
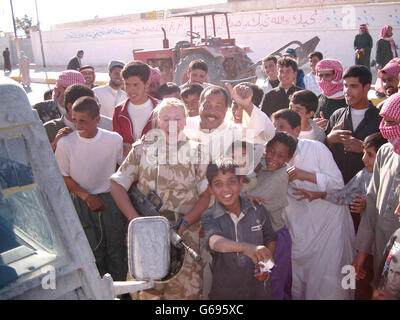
[9,0,20,59]
[35,0,46,67]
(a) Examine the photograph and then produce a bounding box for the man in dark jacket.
[3,47,11,72]
[326,65,381,186]
[354,24,373,70]
[67,50,84,70]
[261,57,303,117]
[376,25,398,70]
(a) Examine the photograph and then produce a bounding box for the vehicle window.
[0,136,60,289]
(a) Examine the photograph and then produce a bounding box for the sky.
[0,0,227,34]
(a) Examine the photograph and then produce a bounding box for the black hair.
[122,61,150,83]
[157,82,181,99]
[308,51,323,61]
[277,56,298,73]
[266,132,298,158]
[181,83,204,99]
[206,157,239,185]
[290,89,319,113]
[249,83,264,107]
[343,65,372,87]
[72,96,99,119]
[363,132,387,152]
[189,59,208,73]
[199,85,231,108]
[44,88,53,101]
[271,109,301,129]
[64,83,94,107]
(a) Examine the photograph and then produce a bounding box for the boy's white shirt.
[55,128,124,194]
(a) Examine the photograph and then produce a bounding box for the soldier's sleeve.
[109,141,142,191]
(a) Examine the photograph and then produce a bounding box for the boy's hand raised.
[314,111,329,130]
[225,82,253,115]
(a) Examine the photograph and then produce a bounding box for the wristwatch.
[176,216,190,229]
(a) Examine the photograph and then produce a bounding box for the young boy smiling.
[201,158,277,300]
[55,96,127,282]
[243,132,297,300]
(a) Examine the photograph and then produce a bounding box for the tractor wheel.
[173,52,227,86]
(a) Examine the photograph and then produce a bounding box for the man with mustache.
[184,84,275,165]
[376,58,400,108]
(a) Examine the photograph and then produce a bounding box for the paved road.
[1,66,110,106]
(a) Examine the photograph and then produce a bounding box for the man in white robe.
[271,108,355,300]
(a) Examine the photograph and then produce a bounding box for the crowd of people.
[27,23,400,300]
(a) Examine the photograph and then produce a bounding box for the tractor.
[133,9,254,86]
[133,8,321,87]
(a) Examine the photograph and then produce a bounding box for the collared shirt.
[201,197,276,299]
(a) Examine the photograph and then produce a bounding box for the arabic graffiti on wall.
[63,5,400,41]
[64,9,319,40]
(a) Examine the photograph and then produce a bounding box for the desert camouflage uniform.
[110,130,209,300]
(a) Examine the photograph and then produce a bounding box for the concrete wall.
[29,1,400,72]
[1,37,34,68]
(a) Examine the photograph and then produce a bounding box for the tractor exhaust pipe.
[162,28,169,49]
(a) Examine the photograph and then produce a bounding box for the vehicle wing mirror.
[127,216,170,281]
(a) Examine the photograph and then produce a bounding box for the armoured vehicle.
[0,77,170,300]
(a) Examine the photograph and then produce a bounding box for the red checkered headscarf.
[53,70,85,100]
[316,59,344,100]
[379,92,400,154]
[359,24,370,34]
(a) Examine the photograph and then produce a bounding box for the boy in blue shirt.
[201,158,277,300]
